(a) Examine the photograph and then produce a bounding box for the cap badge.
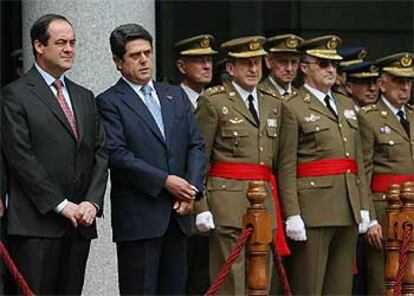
[286,37,298,48]
[249,40,261,51]
[326,38,338,50]
[358,49,368,59]
[370,65,378,73]
[200,37,210,48]
[401,55,412,67]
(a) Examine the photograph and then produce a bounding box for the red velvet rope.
[204,227,253,296]
[393,224,413,296]
[0,241,34,296]
[271,242,292,296]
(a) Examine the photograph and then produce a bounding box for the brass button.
[315,126,320,132]
[310,181,315,187]
[389,140,394,146]
[260,162,265,165]
[339,123,343,128]
[273,133,277,137]
[382,195,386,200]
[221,184,226,189]
[233,131,238,136]
[345,152,350,158]
[259,147,264,151]
[343,137,348,142]
[259,133,263,137]
[356,178,361,185]
[346,169,351,173]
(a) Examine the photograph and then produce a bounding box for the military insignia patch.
[229,118,244,124]
[379,125,392,134]
[344,109,357,120]
[304,113,320,122]
[267,119,277,127]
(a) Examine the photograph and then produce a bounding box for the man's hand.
[173,199,194,216]
[75,201,97,226]
[195,211,215,232]
[0,198,4,218]
[285,215,307,241]
[165,175,196,202]
[366,221,383,250]
[60,201,79,228]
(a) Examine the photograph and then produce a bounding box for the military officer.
[174,34,217,110]
[174,34,217,295]
[194,36,289,295]
[259,34,304,101]
[334,47,368,96]
[343,60,380,108]
[359,52,414,295]
[277,35,371,295]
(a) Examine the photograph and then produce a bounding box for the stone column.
[21,1,155,295]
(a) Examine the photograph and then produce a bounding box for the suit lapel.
[227,83,258,127]
[302,87,338,122]
[117,79,166,145]
[378,100,409,140]
[27,67,78,142]
[154,82,175,148]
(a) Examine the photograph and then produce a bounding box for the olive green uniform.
[359,99,414,295]
[277,86,370,295]
[195,82,281,295]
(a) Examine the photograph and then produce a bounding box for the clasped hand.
[60,201,97,227]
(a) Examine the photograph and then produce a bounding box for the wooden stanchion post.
[243,181,273,296]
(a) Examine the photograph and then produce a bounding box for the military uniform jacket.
[195,83,281,229]
[359,99,414,222]
[258,76,298,101]
[278,86,370,227]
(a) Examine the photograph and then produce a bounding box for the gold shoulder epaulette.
[204,85,226,96]
[258,88,279,99]
[284,91,298,101]
[361,104,377,113]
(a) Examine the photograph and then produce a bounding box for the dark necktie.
[247,94,259,125]
[52,79,78,140]
[397,110,410,136]
[324,95,337,119]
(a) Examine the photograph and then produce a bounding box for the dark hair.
[30,14,72,57]
[110,24,153,59]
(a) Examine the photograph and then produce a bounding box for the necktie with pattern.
[52,79,78,140]
[141,84,165,138]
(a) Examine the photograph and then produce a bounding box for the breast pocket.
[301,122,331,151]
[377,135,405,162]
[221,127,250,156]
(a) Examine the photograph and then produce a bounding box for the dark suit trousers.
[6,226,91,295]
[116,217,187,295]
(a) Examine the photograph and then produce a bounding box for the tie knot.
[324,95,331,104]
[247,94,254,103]
[398,110,405,118]
[52,79,62,90]
[141,84,152,96]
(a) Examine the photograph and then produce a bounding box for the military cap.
[265,34,304,54]
[174,34,217,56]
[337,47,368,68]
[375,52,414,78]
[299,35,343,60]
[342,61,379,79]
[221,36,267,58]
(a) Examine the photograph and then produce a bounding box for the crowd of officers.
[1,13,414,296]
[175,33,414,295]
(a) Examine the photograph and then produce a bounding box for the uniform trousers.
[286,225,358,295]
[6,225,91,295]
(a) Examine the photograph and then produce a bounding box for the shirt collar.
[232,81,258,103]
[304,83,333,101]
[381,95,406,116]
[180,83,202,107]
[35,62,66,88]
[122,76,155,94]
[269,75,292,95]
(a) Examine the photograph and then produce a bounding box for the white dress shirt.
[304,83,338,114]
[232,81,260,117]
[122,77,161,107]
[180,83,202,109]
[269,75,292,95]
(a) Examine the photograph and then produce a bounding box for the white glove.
[195,211,215,232]
[285,215,307,241]
[358,210,370,234]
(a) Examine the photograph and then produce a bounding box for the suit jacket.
[2,67,108,239]
[194,83,281,229]
[258,76,299,101]
[96,78,205,242]
[277,86,370,227]
[359,99,414,225]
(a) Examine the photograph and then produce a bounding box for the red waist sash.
[297,158,358,177]
[371,174,414,193]
[209,162,290,256]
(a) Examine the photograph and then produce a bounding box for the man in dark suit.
[96,24,206,295]
[2,14,108,295]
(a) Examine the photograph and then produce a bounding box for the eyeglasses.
[302,60,339,69]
